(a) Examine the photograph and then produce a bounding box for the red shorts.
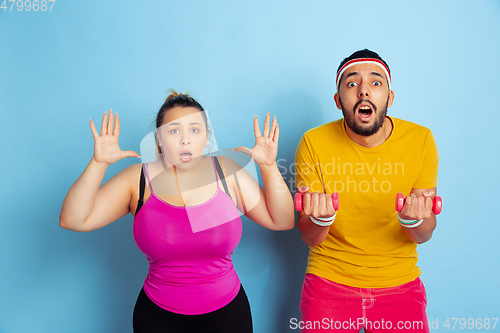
[299,273,429,333]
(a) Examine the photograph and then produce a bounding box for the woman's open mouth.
[179,151,193,162]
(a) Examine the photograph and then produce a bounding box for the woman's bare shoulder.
[111,162,143,185]
[218,155,244,172]
[122,162,143,174]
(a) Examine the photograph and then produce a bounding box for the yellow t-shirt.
[295,116,439,288]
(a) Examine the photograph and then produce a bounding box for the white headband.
[336,58,391,90]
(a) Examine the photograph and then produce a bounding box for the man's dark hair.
[337,49,390,74]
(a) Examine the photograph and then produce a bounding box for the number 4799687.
[1,0,55,11]
[442,318,498,330]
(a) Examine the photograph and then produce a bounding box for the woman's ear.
[155,130,162,153]
[206,124,211,146]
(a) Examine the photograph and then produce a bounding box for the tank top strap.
[144,163,154,194]
[213,157,233,201]
[211,156,220,188]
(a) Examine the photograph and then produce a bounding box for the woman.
[59,91,294,332]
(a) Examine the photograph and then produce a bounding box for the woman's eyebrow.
[166,122,201,128]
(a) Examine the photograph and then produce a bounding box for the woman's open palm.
[90,109,140,165]
[235,112,279,167]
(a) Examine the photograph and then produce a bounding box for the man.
[294,49,438,333]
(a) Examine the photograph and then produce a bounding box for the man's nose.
[358,82,370,97]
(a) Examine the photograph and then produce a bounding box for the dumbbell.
[395,193,442,215]
[294,192,339,212]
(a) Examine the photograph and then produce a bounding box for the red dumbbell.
[395,193,442,215]
[294,192,339,212]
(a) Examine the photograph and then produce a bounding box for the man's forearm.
[297,214,330,247]
[403,214,437,244]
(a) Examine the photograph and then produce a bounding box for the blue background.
[1,1,499,332]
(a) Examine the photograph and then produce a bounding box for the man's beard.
[340,97,389,137]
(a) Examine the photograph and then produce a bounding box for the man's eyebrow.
[344,72,359,80]
[344,71,384,81]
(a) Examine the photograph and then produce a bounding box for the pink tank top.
[133,158,243,315]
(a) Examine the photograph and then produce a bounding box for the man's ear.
[334,93,342,110]
[387,90,395,108]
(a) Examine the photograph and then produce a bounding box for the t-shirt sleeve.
[413,129,439,189]
[295,134,324,193]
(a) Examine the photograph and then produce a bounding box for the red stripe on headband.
[336,58,391,89]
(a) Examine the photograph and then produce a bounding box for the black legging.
[133,284,253,333]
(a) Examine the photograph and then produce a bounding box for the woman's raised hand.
[234,112,279,167]
[90,109,140,165]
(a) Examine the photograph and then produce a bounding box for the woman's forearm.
[59,158,109,230]
[259,162,294,230]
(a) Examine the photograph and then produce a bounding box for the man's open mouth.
[358,105,373,117]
